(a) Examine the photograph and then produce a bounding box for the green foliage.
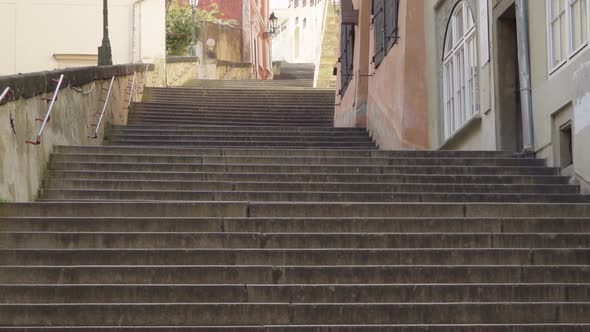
[166,1,237,56]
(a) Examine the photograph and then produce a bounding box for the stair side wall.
[0,65,153,202]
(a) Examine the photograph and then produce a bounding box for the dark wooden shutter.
[339,24,354,94]
[384,0,399,53]
[372,0,385,66]
[346,24,354,86]
[340,24,349,94]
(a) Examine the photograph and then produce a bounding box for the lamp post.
[98,0,113,66]
[189,0,199,56]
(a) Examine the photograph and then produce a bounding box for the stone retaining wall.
[0,64,154,202]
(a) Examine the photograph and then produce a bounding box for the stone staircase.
[1,80,590,330]
[274,62,315,87]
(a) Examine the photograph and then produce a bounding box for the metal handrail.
[90,76,116,139]
[138,64,149,96]
[26,74,64,145]
[0,87,13,103]
[127,71,137,108]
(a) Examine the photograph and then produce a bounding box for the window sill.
[439,114,482,150]
[548,43,589,78]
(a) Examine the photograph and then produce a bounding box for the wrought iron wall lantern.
[264,12,279,38]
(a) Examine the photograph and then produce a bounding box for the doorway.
[495,3,523,152]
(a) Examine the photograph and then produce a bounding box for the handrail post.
[138,64,149,97]
[26,74,64,145]
[127,71,137,108]
[92,76,116,139]
[0,87,13,103]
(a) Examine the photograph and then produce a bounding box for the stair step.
[2,202,590,218]
[1,265,587,284]
[49,154,545,167]
[3,232,590,249]
[47,172,570,185]
[1,324,588,331]
[2,248,588,265]
[55,146,514,158]
[1,217,588,233]
[43,179,578,194]
[48,162,560,176]
[39,189,589,203]
[1,303,589,325]
[1,284,588,303]
[106,142,373,148]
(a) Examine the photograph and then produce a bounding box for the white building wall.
[0,0,165,76]
[271,0,326,63]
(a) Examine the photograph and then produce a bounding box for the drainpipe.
[515,0,535,156]
[131,0,146,63]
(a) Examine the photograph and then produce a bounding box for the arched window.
[442,1,478,139]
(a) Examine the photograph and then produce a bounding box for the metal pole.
[0,87,12,103]
[94,76,116,138]
[139,64,149,97]
[98,0,113,66]
[190,6,196,56]
[128,71,137,107]
[515,0,535,155]
[38,75,64,139]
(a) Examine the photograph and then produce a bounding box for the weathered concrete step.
[131,107,335,115]
[125,120,334,127]
[126,116,334,124]
[108,128,368,135]
[143,99,331,105]
[106,136,372,144]
[148,88,331,94]
[47,171,571,185]
[39,189,589,203]
[2,202,590,218]
[1,248,587,265]
[1,303,589,325]
[106,141,374,148]
[43,179,577,195]
[149,88,335,95]
[1,324,589,331]
[127,116,335,124]
[129,119,340,125]
[127,115,334,124]
[140,102,333,109]
[50,154,544,167]
[107,127,369,134]
[179,84,327,91]
[130,108,335,116]
[147,89,332,95]
[107,132,371,139]
[1,265,587,284]
[129,110,335,118]
[1,284,588,304]
[139,98,336,105]
[4,232,590,249]
[56,146,513,159]
[145,90,333,96]
[48,162,558,176]
[2,217,587,233]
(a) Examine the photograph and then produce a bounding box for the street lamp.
[98,0,113,66]
[264,12,279,38]
[189,0,199,56]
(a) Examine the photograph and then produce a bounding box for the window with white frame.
[547,0,589,72]
[442,1,478,140]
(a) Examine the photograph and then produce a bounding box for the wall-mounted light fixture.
[264,12,279,38]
